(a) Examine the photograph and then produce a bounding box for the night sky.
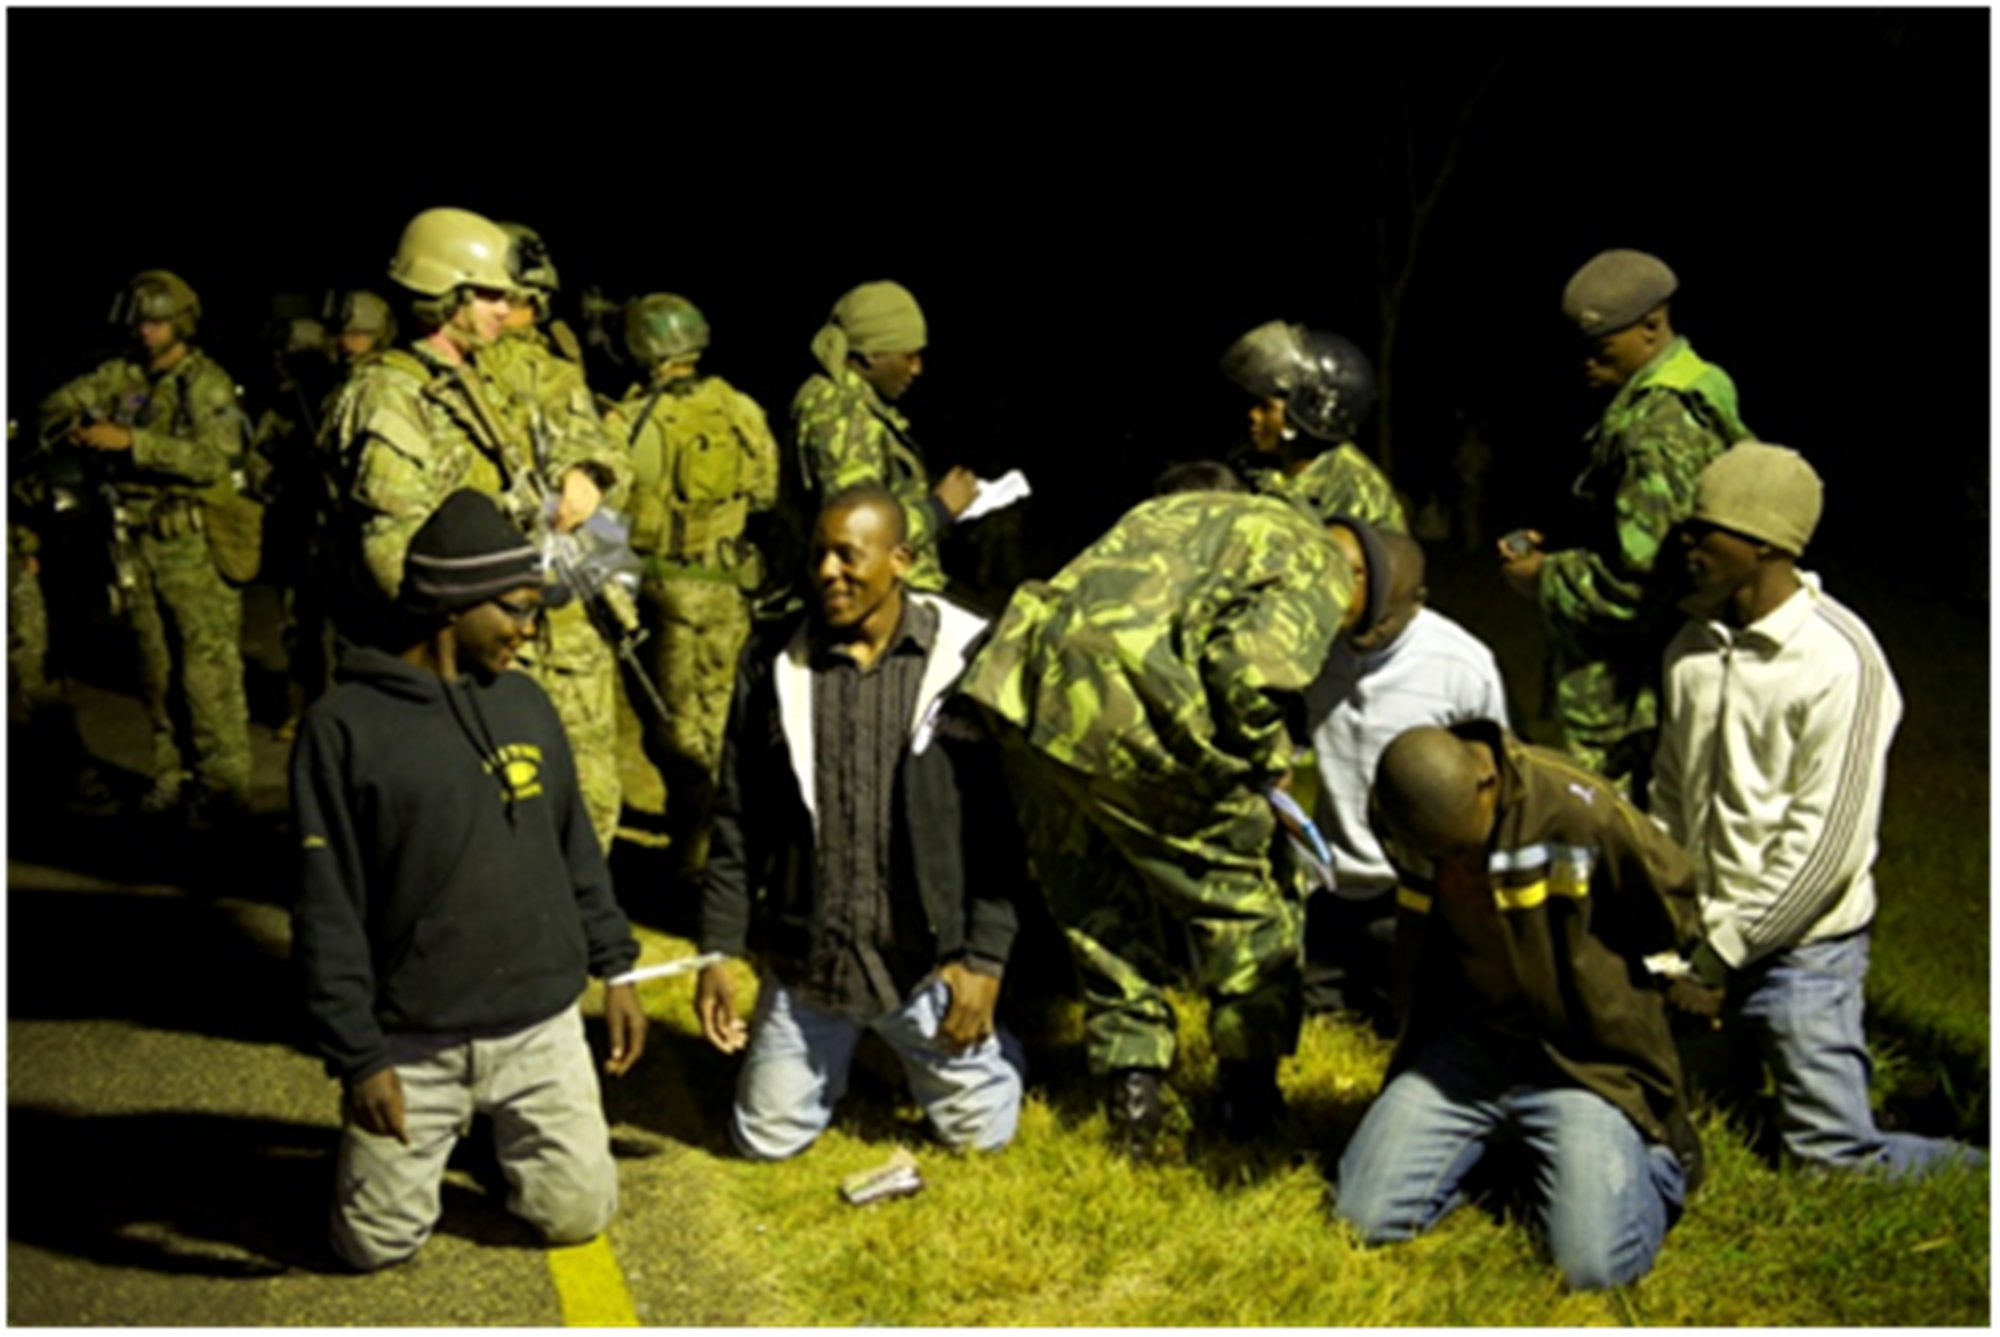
[7,6,1990,579]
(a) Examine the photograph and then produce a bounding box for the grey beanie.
[1562,249,1678,336]
[1692,443,1823,555]
[401,490,541,613]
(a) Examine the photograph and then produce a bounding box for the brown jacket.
[1383,720,1702,1150]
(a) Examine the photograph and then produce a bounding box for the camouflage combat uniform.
[1541,336,1749,788]
[7,520,48,713]
[478,326,633,854]
[39,349,254,804]
[605,371,778,893]
[1249,442,1408,533]
[791,365,949,592]
[326,338,627,851]
[959,491,1356,1076]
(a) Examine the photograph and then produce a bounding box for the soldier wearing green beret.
[1497,249,1751,794]
[789,281,976,595]
[1221,319,1407,534]
[604,293,780,904]
[960,478,1363,1156]
[324,209,625,849]
[38,269,255,823]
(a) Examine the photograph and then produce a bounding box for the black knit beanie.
[400,490,541,614]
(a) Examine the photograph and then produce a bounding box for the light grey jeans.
[330,1003,617,1270]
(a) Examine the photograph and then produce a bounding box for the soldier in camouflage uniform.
[248,314,338,737]
[332,289,398,368]
[790,281,976,595]
[1221,320,1407,534]
[1498,250,1751,794]
[37,270,255,820]
[603,294,779,902]
[959,482,1362,1155]
[325,209,626,847]
[477,222,633,854]
[272,290,401,745]
[7,534,45,702]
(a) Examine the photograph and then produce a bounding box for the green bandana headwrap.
[810,280,927,378]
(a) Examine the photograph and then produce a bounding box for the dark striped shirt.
[799,598,939,1016]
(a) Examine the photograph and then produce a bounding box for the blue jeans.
[1334,1029,1686,1291]
[731,976,1024,1162]
[1733,930,1982,1176]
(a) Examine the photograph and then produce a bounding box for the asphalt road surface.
[7,586,767,1326]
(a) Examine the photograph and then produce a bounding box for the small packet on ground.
[839,1148,923,1206]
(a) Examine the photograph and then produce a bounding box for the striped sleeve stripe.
[1748,599,1888,949]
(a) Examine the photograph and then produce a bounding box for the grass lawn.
[606,551,1989,1326]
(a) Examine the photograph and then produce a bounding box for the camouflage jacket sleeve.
[331,367,446,598]
[126,355,244,486]
[732,386,781,513]
[793,374,942,558]
[1539,390,1720,632]
[535,355,633,512]
[1199,516,1354,776]
[1277,444,1409,534]
[39,359,240,488]
[37,362,124,435]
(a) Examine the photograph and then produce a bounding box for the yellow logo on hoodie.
[484,743,545,802]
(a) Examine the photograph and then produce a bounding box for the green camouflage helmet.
[387,207,516,297]
[112,269,201,339]
[497,222,559,307]
[624,293,710,366]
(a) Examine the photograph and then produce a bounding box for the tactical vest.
[370,348,513,505]
[76,353,262,575]
[624,377,755,572]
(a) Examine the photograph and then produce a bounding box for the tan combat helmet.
[387,207,516,297]
[113,269,201,339]
[623,293,710,368]
[495,221,559,318]
[337,288,399,345]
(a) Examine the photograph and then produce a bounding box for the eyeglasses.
[489,596,541,627]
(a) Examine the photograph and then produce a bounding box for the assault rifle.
[23,409,138,618]
[435,366,672,728]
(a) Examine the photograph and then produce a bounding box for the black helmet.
[1219,320,1376,442]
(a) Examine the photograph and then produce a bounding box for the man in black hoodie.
[290,489,646,1271]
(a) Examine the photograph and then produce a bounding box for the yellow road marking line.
[547,1232,640,1327]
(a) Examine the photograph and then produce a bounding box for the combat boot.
[1105,1068,1165,1161]
[137,772,188,817]
[1215,1056,1285,1142]
[184,785,251,837]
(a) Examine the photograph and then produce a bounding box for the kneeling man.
[1333,722,1703,1290]
[291,490,647,1270]
[696,484,1025,1159]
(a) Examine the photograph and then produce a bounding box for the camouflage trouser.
[9,533,49,710]
[518,601,621,855]
[1544,620,1660,800]
[129,527,251,801]
[635,574,751,890]
[997,730,1304,1076]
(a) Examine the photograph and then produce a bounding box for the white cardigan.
[1651,573,1902,969]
